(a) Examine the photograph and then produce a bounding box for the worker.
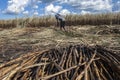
[55,13,66,31]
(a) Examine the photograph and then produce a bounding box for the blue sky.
[0,0,120,20]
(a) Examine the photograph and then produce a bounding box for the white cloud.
[44,0,112,13]
[33,11,39,15]
[4,0,40,15]
[60,9,70,15]
[117,1,120,4]
[45,4,62,14]
[8,0,13,4]
[3,0,114,16]
[44,4,71,15]
[37,1,42,3]
[23,11,29,15]
[4,0,30,14]
[33,5,38,9]
[69,0,112,12]
[71,12,77,15]
[81,10,91,15]
[30,0,41,9]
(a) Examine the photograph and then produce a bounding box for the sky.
[0,0,120,20]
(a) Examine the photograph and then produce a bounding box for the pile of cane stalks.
[0,44,120,80]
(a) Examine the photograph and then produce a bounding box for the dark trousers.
[60,20,65,30]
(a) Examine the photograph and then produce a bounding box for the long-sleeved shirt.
[55,13,65,21]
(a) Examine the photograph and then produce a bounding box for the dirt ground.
[0,25,120,63]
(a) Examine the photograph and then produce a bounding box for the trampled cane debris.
[0,44,120,80]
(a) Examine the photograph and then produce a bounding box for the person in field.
[54,12,66,31]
